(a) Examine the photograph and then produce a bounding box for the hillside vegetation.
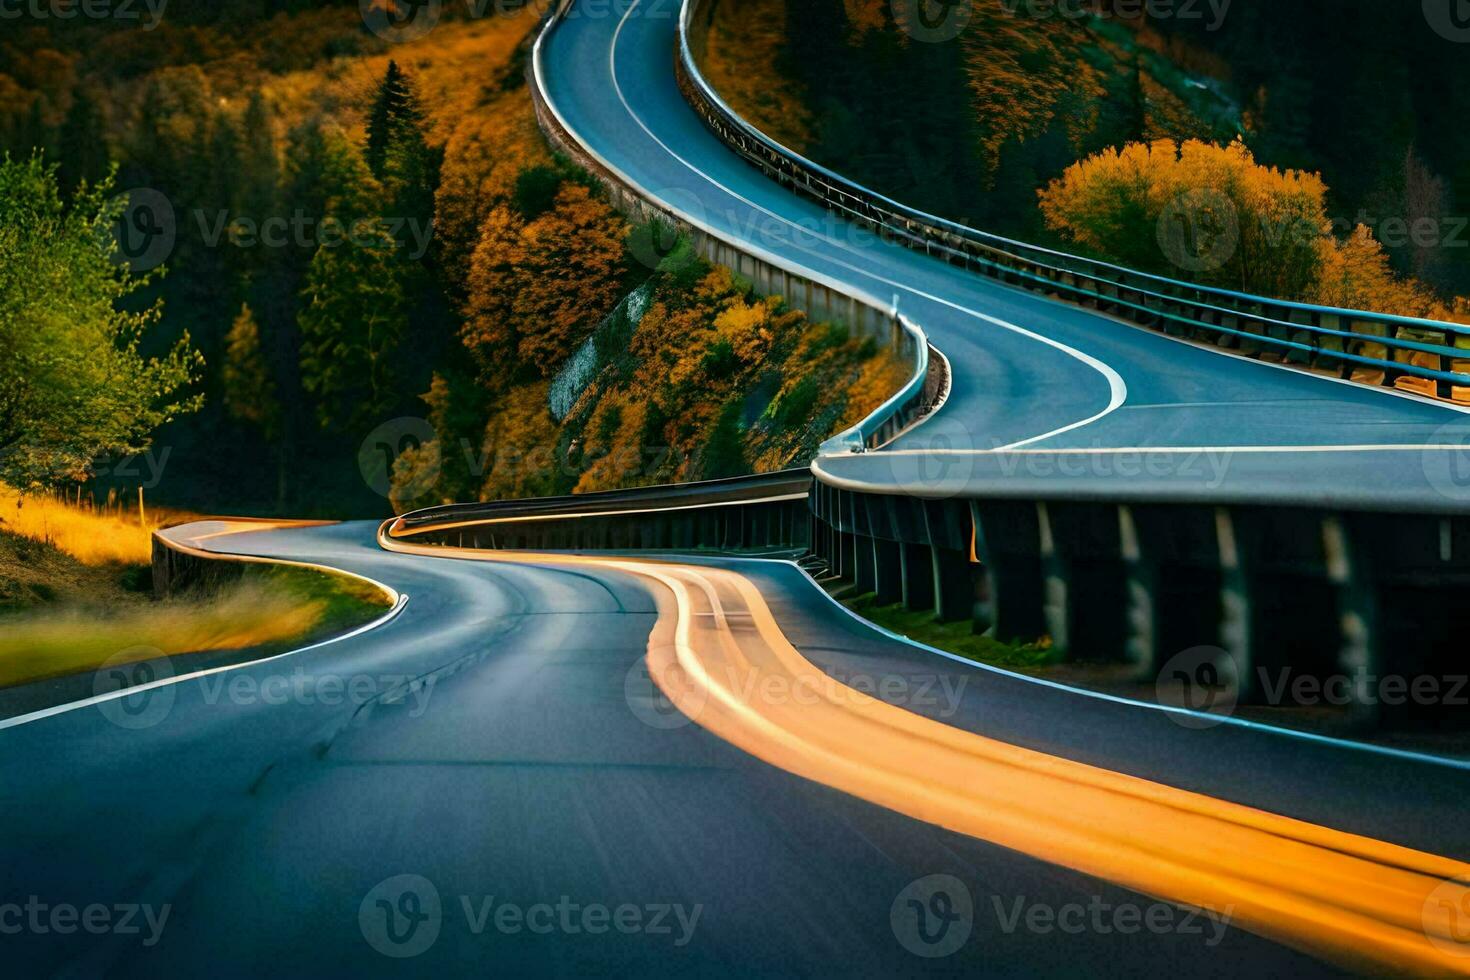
[2,2,910,519]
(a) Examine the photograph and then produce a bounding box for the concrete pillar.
[971,501,1045,643]
[932,547,973,623]
[900,541,935,612]
[874,538,903,606]
[854,535,878,594]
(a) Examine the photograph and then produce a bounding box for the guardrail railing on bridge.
[502,0,1470,731]
[677,0,1470,405]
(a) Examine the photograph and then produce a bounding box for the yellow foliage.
[1041,138,1469,322]
[462,184,628,382]
[478,382,564,501]
[0,486,198,567]
[701,0,814,152]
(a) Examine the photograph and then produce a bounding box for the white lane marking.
[708,555,1470,773]
[861,443,1470,457]
[599,0,1127,450]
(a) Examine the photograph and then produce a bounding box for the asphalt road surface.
[3,522,1468,974]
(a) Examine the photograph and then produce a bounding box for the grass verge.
[0,520,392,690]
[0,561,392,690]
[843,593,1058,673]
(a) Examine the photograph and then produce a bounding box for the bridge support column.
[1038,503,1129,662]
[873,538,902,606]
[900,541,935,612]
[854,535,878,594]
[972,502,1045,643]
[932,547,973,623]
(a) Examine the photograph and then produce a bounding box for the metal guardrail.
[677,0,1470,404]
[528,0,941,454]
[385,469,814,552]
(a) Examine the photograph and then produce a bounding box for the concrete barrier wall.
[528,4,937,451]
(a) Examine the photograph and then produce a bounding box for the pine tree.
[365,61,421,181]
[363,60,442,257]
[297,129,408,432]
[222,303,280,438]
[240,92,279,224]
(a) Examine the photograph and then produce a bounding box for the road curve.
[6,3,1470,975]
[542,0,1470,503]
[2,521,1469,974]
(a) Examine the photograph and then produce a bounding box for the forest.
[0,0,900,516]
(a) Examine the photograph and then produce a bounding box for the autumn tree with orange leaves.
[1039,139,1469,323]
[461,181,628,387]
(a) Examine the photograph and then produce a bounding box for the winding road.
[5,1,1470,975]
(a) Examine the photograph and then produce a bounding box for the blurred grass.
[0,562,392,690]
[0,486,391,689]
[0,486,201,567]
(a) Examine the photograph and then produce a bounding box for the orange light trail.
[378,534,1470,975]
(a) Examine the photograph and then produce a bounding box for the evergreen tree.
[702,400,748,481]
[364,60,442,256]
[240,92,279,223]
[297,129,408,432]
[222,303,280,438]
